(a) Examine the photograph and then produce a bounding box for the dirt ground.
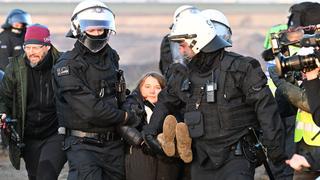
[0,2,293,179]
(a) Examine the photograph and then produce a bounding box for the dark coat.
[0,29,24,70]
[0,45,61,169]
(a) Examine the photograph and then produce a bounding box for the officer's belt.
[68,129,120,141]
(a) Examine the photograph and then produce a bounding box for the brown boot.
[157,115,177,157]
[176,122,193,163]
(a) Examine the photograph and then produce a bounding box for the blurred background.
[0,0,305,89]
[0,1,312,179]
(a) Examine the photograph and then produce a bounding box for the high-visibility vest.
[294,109,320,146]
[267,78,276,96]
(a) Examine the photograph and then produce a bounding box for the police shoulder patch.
[57,66,70,76]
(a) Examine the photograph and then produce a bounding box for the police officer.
[53,1,138,179]
[143,12,286,180]
[0,24,66,180]
[159,5,200,76]
[0,9,32,70]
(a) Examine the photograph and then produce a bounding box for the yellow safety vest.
[267,78,276,96]
[294,109,320,146]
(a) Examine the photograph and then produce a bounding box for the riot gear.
[67,0,116,53]
[1,9,32,30]
[201,9,232,45]
[0,9,31,70]
[169,13,231,55]
[173,5,200,23]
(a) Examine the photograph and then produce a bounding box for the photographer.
[269,48,320,179]
[304,66,320,125]
[285,66,320,173]
[267,2,320,179]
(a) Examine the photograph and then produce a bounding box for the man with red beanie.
[0,23,66,180]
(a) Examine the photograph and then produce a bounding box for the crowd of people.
[0,0,320,180]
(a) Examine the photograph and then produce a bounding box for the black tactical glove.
[268,66,286,87]
[140,141,156,156]
[117,126,143,146]
[124,104,145,127]
[141,132,164,156]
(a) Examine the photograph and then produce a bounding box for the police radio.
[206,71,217,103]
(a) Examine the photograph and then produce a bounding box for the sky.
[0,0,317,3]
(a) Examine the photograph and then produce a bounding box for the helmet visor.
[10,13,32,25]
[212,22,232,45]
[170,41,184,64]
[76,7,116,33]
[79,19,115,33]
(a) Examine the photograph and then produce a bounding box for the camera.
[275,53,320,76]
[300,33,320,47]
[270,29,304,55]
[267,25,320,76]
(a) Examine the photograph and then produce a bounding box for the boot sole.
[161,115,177,157]
[176,122,193,163]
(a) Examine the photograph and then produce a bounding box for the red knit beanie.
[24,24,51,45]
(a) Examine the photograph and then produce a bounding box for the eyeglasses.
[23,45,45,53]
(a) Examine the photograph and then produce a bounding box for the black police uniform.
[53,41,126,180]
[159,34,173,75]
[144,49,286,180]
[0,29,25,70]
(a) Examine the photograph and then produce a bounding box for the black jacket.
[53,41,126,133]
[145,49,286,167]
[159,34,172,75]
[24,51,58,139]
[0,29,25,70]
[0,45,61,169]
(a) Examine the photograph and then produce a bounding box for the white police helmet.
[173,5,200,22]
[169,13,231,55]
[201,9,232,45]
[169,5,200,29]
[67,0,115,52]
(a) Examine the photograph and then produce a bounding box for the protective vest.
[294,109,320,146]
[56,48,120,133]
[185,52,258,142]
[267,79,276,96]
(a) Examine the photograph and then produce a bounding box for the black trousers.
[23,133,67,180]
[191,155,255,180]
[125,146,185,180]
[65,136,125,180]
